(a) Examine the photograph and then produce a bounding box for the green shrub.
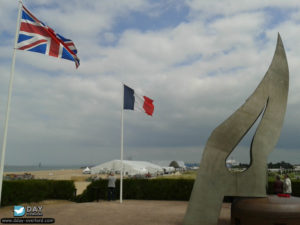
[75,179,300,203]
[75,179,194,202]
[291,181,300,197]
[1,180,76,206]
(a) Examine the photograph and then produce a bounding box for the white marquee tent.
[82,167,91,174]
[91,160,163,176]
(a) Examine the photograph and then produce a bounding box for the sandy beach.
[4,169,96,195]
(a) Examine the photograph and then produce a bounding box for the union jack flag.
[17,5,80,68]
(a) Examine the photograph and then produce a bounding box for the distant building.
[152,160,186,173]
[226,158,239,168]
[268,168,281,173]
[169,160,185,168]
[185,163,200,170]
[294,165,300,172]
[153,160,173,167]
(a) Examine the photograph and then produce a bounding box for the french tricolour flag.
[123,85,154,116]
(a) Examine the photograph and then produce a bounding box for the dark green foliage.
[75,179,300,203]
[5,179,299,206]
[75,179,194,202]
[1,180,75,206]
[291,181,300,197]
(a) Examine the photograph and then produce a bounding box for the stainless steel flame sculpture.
[183,34,289,225]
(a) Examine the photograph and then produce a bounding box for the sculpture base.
[231,195,300,225]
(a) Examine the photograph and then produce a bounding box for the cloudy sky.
[0,0,299,167]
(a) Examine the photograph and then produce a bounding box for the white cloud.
[186,0,300,17]
[0,0,299,166]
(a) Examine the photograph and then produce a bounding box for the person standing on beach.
[108,172,116,201]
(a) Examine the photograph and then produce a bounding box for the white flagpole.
[120,84,124,203]
[0,0,23,206]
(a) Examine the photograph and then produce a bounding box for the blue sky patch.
[207,66,245,77]
[263,7,296,28]
[99,2,190,47]
[254,32,269,50]
[204,14,225,26]
[111,2,190,35]
[223,47,236,55]
[173,54,202,67]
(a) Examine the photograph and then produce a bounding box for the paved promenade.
[0,200,231,225]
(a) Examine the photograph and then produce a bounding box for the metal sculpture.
[183,34,289,225]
